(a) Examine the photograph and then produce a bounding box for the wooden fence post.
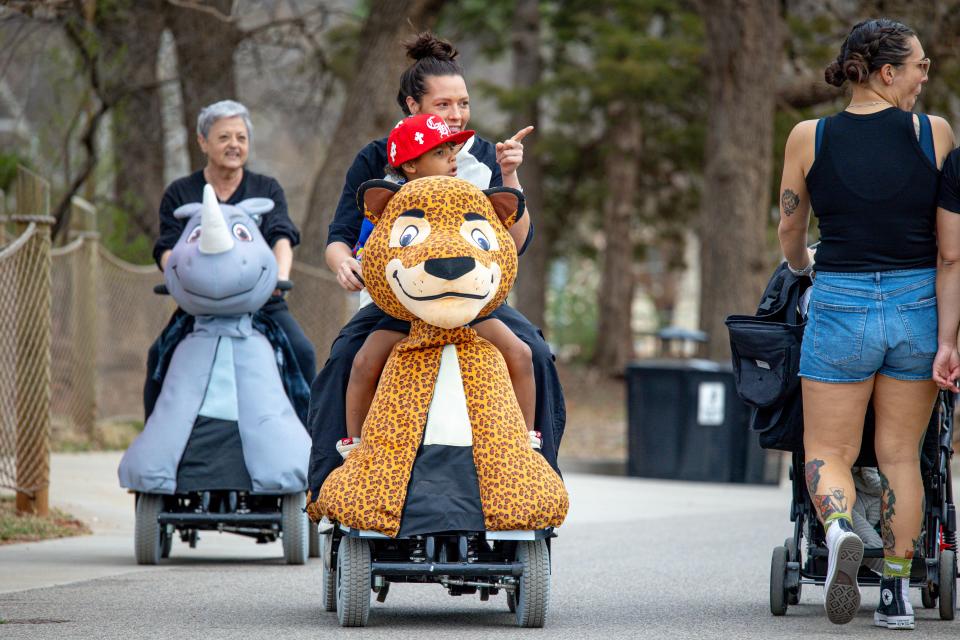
[13,166,53,516]
[69,196,99,442]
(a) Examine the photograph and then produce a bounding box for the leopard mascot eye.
[399,225,419,247]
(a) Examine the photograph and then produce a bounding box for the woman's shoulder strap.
[815,117,825,159]
[916,113,935,165]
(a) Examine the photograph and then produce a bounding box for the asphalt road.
[1,464,958,639]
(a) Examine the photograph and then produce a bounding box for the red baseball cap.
[387,114,475,168]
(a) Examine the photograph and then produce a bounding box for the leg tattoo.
[880,471,897,554]
[805,459,849,523]
[812,488,849,522]
[805,459,825,495]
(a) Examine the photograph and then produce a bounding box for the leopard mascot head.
[357,176,524,329]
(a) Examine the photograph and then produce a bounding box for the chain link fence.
[0,167,54,513]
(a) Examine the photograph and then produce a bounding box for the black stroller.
[770,391,957,619]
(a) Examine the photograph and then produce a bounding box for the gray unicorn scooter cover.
[119,185,310,494]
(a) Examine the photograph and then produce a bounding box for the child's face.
[402,142,459,180]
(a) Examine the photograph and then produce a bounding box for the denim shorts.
[799,268,937,383]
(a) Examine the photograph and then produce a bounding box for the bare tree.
[591,101,641,375]
[508,0,549,331]
[697,0,781,360]
[164,0,242,171]
[98,0,167,239]
[298,0,447,268]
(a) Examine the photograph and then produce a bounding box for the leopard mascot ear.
[357,180,402,225]
[483,187,525,229]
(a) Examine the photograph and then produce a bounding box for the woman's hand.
[932,343,960,391]
[337,257,364,292]
[496,126,533,179]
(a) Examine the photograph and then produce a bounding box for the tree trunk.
[97,0,167,239]
[697,0,780,361]
[591,101,640,376]
[298,0,446,268]
[509,0,549,331]
[165,0,241,171]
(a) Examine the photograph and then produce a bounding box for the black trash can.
[626,359,779,484]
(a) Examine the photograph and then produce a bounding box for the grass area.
[557,362,627,461]
[50,419,143,453]
[0,495,90,545]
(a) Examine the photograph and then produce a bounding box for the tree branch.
[776,74,844,110]
[163,0,235,23]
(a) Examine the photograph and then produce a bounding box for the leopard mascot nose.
[424,256,475,281]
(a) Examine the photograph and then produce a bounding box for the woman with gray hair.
[144,99,315,419]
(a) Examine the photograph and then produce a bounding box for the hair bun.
[405,32,458,62]
[842,52,869,84]
[824,60,846,87]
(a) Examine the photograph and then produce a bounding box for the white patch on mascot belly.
[423,344,472,446]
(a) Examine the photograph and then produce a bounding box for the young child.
[340,114,538,456]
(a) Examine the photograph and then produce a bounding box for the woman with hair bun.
[308,32,564,500]
[777,18,953,629]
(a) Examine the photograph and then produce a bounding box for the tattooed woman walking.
[777,19,953,629]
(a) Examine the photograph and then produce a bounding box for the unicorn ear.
[236,198,275,216]
[173,203,202,219]
[357,179,402,225]
[483,187,525,229]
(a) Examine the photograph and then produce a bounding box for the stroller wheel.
[784,537,801,605]
[921,582,937,609]
[940,549,957,620]
[770,546,788,616]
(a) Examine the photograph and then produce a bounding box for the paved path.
[0,453,957,638]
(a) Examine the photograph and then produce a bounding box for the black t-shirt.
[938,148,960,214]
[153,169,300,268]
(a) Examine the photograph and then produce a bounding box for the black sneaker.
[824,518,863,624]
[874,576,914,630]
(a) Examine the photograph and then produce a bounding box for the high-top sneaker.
[824,518,864,624]
[874,576,914,630]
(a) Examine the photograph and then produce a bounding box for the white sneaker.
[824,518,864,624]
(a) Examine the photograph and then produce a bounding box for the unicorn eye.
[186,226,202,243]
[471,228,491,251]
[232,223,253,242]
[399,225,419,247]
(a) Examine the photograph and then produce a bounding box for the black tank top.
[806,108,939,272]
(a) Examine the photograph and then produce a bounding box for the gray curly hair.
[196,100,253,142]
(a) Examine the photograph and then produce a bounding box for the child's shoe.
[824,518,863,624]
[336,437,361,459]
[528,431,542,450]
[874,576,914,630]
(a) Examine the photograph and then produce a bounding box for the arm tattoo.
[781,189,800,217]
[880,471,897,554]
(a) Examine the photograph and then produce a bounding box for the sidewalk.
[0,453,287,593]
[0,452,796,594]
